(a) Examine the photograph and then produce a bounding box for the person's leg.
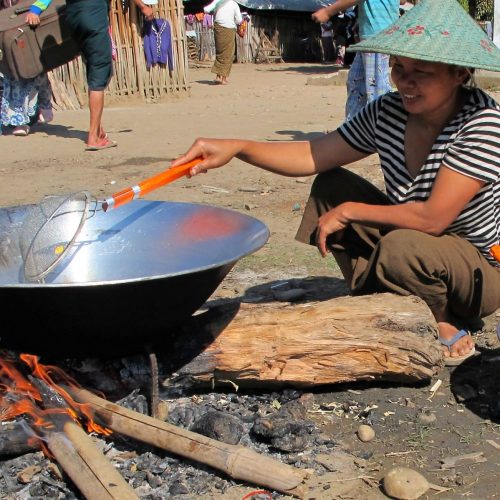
[345,52,366,120]
[35,73,53,123]
[1,77,37,135]
[295,167,390,284]
[65,0,113,147]
[88,90,105,146]
[212,25,236,83]
[356,230,500,360]
[363,52,392,105]
[295,169,500,361]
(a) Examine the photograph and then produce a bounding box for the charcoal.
[190,410,244,445]
[169,480,189,495]
[146,471,162,488]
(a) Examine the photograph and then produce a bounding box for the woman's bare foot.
[437,321,475,360]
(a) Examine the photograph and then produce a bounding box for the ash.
[0,381,344,499]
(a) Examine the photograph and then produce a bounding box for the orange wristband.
[490,244,500,262]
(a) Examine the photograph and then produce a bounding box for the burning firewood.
[64,385,310,498]
[0,355,138,499]
[0,421,37,456]
[30,377,139,500]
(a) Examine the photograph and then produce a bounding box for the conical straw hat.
[348,0,500,72]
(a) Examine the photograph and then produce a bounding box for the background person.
[172,0,500,366]
[204,0,242,85]
[65,0,152,150]
[312,0,400,120]
[320,21,336,63]
[0,0,53,137]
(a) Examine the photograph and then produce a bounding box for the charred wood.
[0,421,38,457]
[31,378,138,500]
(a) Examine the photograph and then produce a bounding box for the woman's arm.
[315,165,485,256]
[171,130,369,177]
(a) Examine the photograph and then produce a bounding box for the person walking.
[320,21,336,63]
[0,0,53,137]
[312,0,400,120]
[64,0,153,150]
[172,0,500,366]
[204,0,242,85]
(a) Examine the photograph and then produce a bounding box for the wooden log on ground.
[170,293,442,388]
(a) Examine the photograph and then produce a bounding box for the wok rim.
[0,200,270,288]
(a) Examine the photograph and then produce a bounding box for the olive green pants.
[295,168,500,321]
[211,24,236,78]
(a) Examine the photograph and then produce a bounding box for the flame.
[0,353,111,439]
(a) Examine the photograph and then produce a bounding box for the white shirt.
[205,0,242,29]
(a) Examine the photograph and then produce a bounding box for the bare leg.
[87,90,104,146]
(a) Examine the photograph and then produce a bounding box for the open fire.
[0,353,111,438]
[0,352,308,499]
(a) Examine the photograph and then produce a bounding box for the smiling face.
[391,56,470,120]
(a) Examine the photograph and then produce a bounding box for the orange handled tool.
[102,157,202,212]
[491,244,500,263]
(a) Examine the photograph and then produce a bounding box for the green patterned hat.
[348,0,500,72]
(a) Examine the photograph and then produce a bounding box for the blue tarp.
[236,0,329,11]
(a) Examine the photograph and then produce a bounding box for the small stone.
[292,202,301,211]
[383,467,430,499]
[417,410,436,425]
[357,424,375,442]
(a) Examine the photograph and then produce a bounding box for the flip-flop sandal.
[85,138,117,151]
[438,329,478,366]
[13,125,30,136]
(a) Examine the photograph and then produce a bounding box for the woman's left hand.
[315,205,349,257]
[26,13,40,26]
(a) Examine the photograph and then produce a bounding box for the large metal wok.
[0,200,269,354]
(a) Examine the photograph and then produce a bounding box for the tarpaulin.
[236,0,329,11]
[184,0,330,12]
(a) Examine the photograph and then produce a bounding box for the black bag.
[0,0,80,80]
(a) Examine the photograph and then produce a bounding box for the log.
[0,421,38,457]
[31,378,138,500]
[169,293,442,388]
[64,386,309,498]
[45,421,138,500]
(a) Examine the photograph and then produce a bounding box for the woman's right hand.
[171,138,243,176]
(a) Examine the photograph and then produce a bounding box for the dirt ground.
[1,62,500,499]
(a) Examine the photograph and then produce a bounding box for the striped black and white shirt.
[338,88,500,267]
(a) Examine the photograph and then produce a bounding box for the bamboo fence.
[50,0,189,110]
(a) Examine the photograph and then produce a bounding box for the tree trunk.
[169,293,443,389]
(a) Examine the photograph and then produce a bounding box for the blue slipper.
[438,329,477,366]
